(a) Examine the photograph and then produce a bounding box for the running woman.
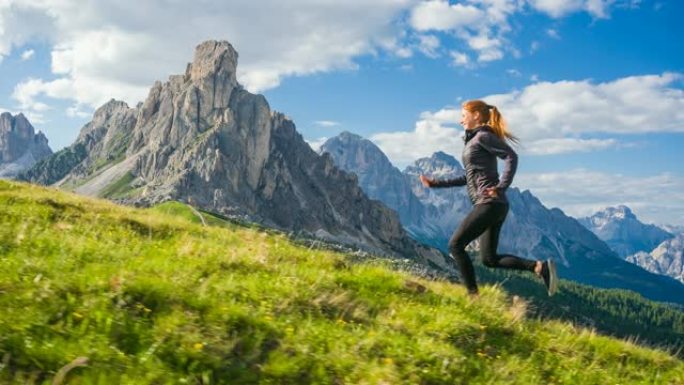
[420,100,558,297]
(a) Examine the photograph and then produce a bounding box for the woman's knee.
[448,238,467,255]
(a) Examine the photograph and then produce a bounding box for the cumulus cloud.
[546,28,560,39]
[450,51,470,67]
[314,121,342,128]
[507,68,522,77]
[369,72,683,166]
[0,4,55,62]
[2,0,415,111]
[417,34,441,58]
[528,0,616,18]
[66,104,92,118]
[409,0,519,64]
[409,1,482,31]
[371,107,464,168]
[486,72,684,137]
[0,0,642,121]
[20,48,34,60]
[306,137,329,153]
[530,41,541,53]
[515,169,684,225]
[466,33,504,62]
[521,137,618,155]
[407,0,629,65]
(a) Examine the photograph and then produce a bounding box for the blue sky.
[0,0,682,225]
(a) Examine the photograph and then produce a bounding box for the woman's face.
[460,108,480,130]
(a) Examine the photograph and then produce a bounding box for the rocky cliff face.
[579,206,673,258]
[320,132,426,234]
[402,152,471,248]
[0,112,52,178]
[321,132,684,305]
[627,233,684,284]
[22,40,441,264]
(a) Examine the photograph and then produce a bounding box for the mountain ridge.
[0,112,52,178]
[579,205,674,258]
[20,40,441,264]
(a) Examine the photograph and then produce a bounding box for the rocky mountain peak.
[627,233,684,284]
[580,205,673,258]
[94,99,130,119]
[22,40,439,263]
[187,40,238,84]
[0,112,52,178]
[1,112,34,139]
[404,151,464,177]
[76,99,132,143]
[336,131,364,141]
[320,131,394,172]
[602,205,637,221]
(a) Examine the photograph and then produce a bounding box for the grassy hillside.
[0,180,682,384]
[474,265,684,353]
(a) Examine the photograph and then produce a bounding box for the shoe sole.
[547,259,558,296]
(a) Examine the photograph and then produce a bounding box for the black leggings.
[448,202,537,294]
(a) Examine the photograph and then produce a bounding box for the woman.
[420,100,558,297]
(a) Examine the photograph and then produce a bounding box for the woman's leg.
[448,204,500,294]
[479,203,537,272]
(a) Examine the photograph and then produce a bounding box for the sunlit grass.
[0,180,682,384]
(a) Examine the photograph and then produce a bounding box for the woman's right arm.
[420,174,466,188]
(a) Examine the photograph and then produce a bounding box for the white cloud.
[314,120,342,128]
[0,0,641,117]
[507,68,522,77]
[394,47,414,59]
[530,41,541,53]
[528,0,616,18]
[546,29,560,39]
[306,137,329,153]
[409,0,482,31]
[368,72,683,166]
[371,107,464,168]
[521,137,618,155]
[66,104,92,118]
[450,51,470,67]
[20,49,34,60]
[486,72,684,137]
[417,34,440,58]
[515,169,684,226]
[466,33,504,62]
[13,77,73,108]
[408,0,522,65]
[2,0,416,110]
[0,4,55,61]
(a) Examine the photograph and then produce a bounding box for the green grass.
[0,180,682,384]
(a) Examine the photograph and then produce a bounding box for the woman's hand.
[420,175,434,188]
[485,187,499,198]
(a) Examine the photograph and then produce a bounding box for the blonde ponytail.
[462,100,518,144]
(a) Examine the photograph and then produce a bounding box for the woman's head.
[461,99,518,144]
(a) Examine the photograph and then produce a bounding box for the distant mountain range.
[0,112,52,178]
[320,131,684,305]
[580,206,684,284]
[578,205,673,257]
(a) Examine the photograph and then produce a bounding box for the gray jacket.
[431,125,518,205]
